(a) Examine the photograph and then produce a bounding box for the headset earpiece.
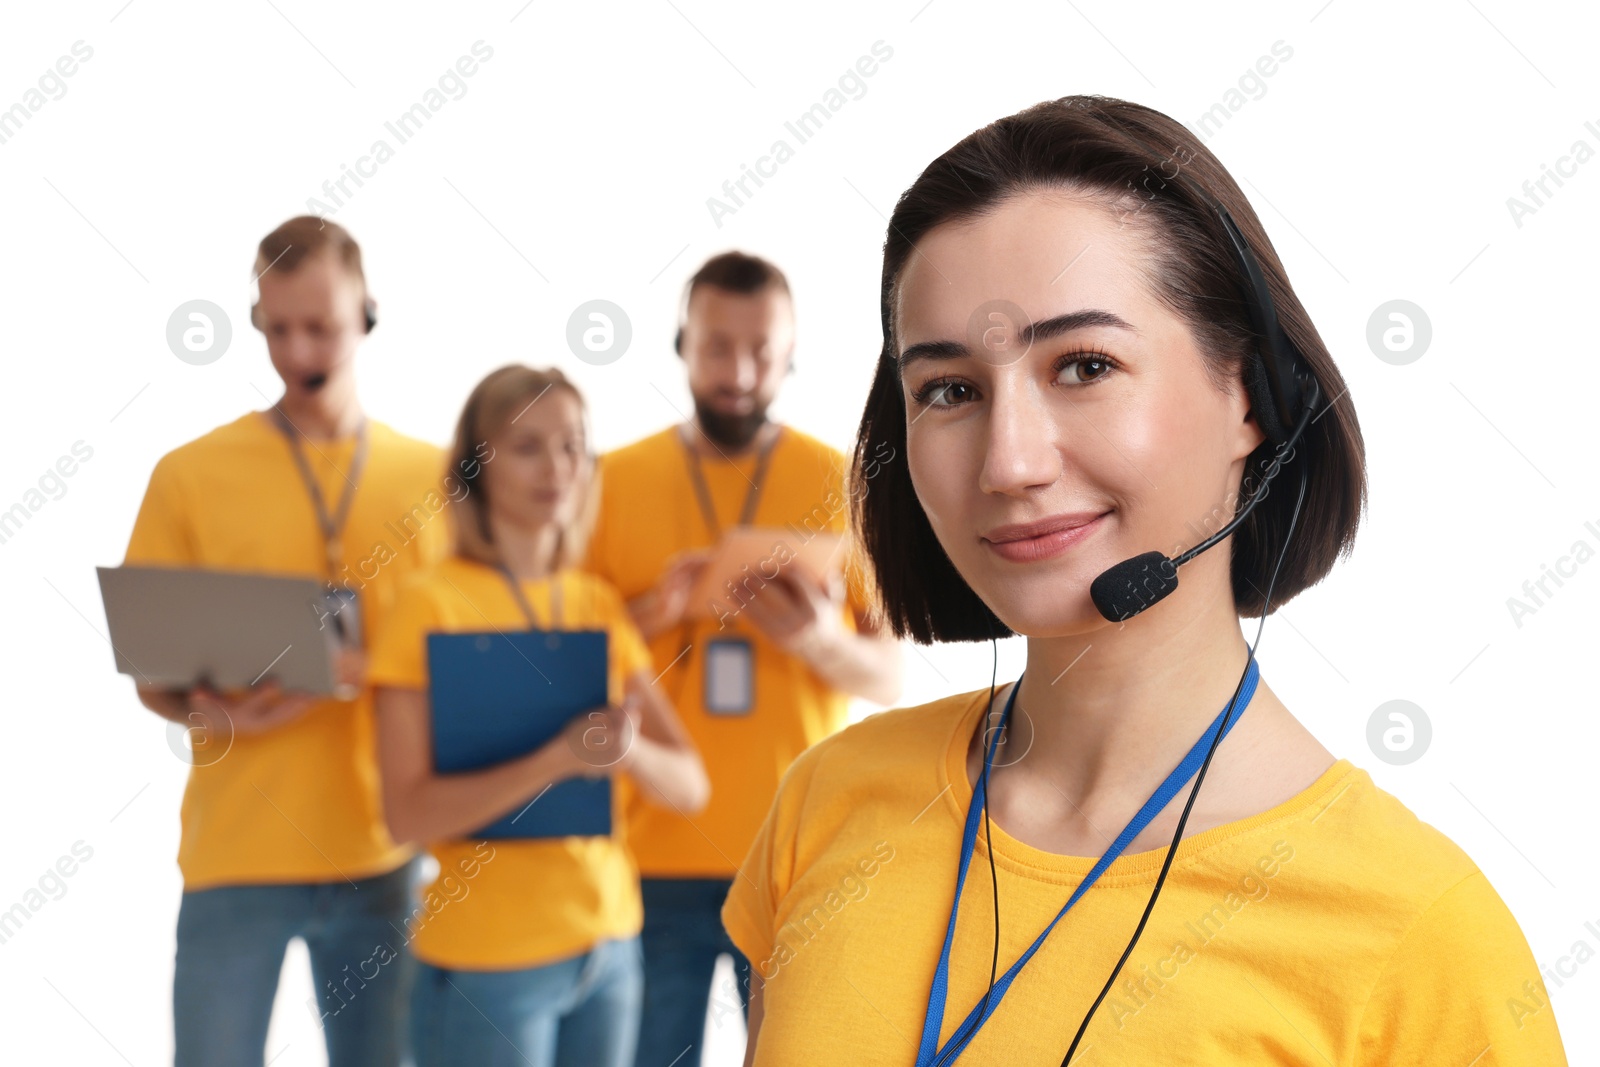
[1241,344,1289,447]
[674,327,683,356]
[1208,201,1311,448]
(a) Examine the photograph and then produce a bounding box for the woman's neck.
[486,514,561,582]
[969,566,1337,860]
[999,583,1259,806]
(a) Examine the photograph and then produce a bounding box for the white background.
[1,0,1596,1062]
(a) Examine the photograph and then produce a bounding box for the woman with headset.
[721,97,1569,1064]
[367,364,710,1067]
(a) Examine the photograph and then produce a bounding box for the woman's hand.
[612,672,711,814]
[376,686,622,845]
[553,703,639,778]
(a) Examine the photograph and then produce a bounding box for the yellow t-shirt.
[122,410,453,891]
[365,556,655,971]
[583,423,878,878]
[724,689,1571,1065]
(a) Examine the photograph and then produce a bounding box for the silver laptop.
[96,564,342,696]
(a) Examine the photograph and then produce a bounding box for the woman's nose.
[978,381,1061,496]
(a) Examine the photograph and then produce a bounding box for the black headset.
[1215,203,1313,449]
[946,158,1323,1067]
[250,294,377,335]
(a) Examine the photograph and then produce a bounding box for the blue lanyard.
[915,654,1261,1067]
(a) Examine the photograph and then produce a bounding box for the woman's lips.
[982,513,1106,562]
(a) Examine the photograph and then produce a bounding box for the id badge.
[320,587,362,647]
[704,638,754,716]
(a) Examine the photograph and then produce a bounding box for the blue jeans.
[172,857,420,1067]
[636,878,752,1067]
[410,936,643,1067]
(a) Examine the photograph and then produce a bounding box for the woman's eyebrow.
[898,308,1137,370]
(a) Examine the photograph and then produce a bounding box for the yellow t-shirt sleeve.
[579,456,616,586]
[366,574,440,691]
[361,467,453,654]
[124,454,194,565]
[720,739,832,971]
[613,610,651,681]
[722,799,786,971]
[595,578,651,682]
[1355,870,1569,1065]
[413,480,455,571]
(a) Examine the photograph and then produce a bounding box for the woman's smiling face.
[895,188,1265,636]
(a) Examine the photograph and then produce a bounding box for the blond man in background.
[123,217,451,1066]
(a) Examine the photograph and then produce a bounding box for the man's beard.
[692,395,769,450]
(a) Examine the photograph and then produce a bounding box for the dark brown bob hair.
[850,94,1366,643]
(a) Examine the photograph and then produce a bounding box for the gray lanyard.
[268,407,369,580]
[496,563,564,630]
[679,422,782,537]
[672,423,781,703]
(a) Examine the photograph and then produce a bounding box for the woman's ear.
[1238,409,1268,460]
[1233,374,1268,461]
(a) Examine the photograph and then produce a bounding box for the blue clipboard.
[426,628,612,839]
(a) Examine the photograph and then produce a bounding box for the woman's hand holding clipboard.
[553,701,640,780]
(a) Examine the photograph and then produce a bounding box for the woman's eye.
[1059,357,1113,384]
[913,380,972,407]
[911,355,1114,409]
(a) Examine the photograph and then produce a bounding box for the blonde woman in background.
[368,365,709,1067]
